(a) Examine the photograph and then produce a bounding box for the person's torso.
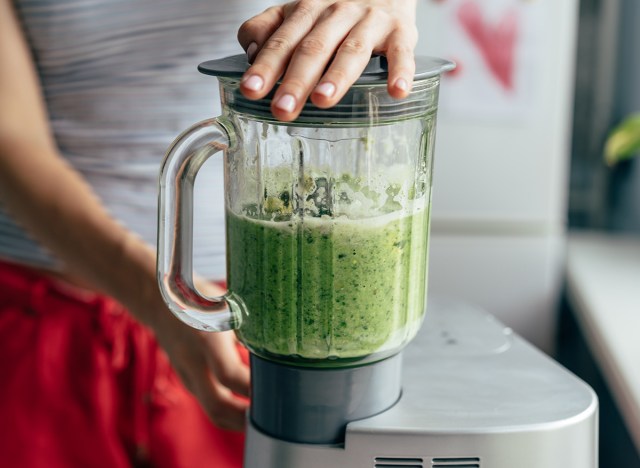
[0,0,271,279]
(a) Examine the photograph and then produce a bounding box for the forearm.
[0,135,160,326]
[0,0,162,326]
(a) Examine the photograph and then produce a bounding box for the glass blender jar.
[158,54,453,443]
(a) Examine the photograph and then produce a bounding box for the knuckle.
[292,0,317,23]
[297,37,327,56]
[404,26,419,45]
[388,20,418,44]
[295,0,316,12]
[217,367,237,388]
[238,18,256,35]
[389,43,415,56]
[328,1,358,17]
[263,35,293,53]
[326,67,348,84]
[265,4,283,16]
[367,6,389,22]
[340,38,367,55]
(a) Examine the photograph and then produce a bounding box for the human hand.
[237,0,418,121]
[150,283,250,431]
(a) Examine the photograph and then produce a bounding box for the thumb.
[237,5,286,62]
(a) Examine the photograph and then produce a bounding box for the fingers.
[203,378,249,431]
[269,3,363,120]
[238,0,419,122]
[309,9,393,110]
[383,30,418,100]
[202,330,251,398]
[239,0,329,101]
[197,331,250,430]
[237,5,285,63]
[157,320,249,431]
[187,359,249,431]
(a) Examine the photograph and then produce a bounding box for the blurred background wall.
[415,0,579,353]
[415,0,640,465]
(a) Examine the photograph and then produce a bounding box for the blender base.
[244,300,598,468]
[250,350,402,444]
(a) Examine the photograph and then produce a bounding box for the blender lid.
[198,54,455,83]
[200,54,454,124]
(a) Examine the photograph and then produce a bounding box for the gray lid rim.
[198,54,455,84]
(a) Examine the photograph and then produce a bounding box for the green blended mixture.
[227,203,430,364]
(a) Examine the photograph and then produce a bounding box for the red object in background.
[457,0,518,91]
[0,260,245,468]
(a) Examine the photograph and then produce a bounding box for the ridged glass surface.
[225,110,437,366]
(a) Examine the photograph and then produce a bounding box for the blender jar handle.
[157,117,240,332]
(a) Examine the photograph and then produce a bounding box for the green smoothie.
[227,201,430,364]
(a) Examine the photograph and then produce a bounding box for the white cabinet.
[418,0,580,352]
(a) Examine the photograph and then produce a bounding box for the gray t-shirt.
[0,0,270,280]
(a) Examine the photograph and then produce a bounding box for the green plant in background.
[604,113,640,166]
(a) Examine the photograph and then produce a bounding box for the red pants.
[0,260,244,468]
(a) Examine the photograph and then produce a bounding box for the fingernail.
[275,94,296,113]
[242,74,264,92]
[246,42,258,63]
[314,82,336,98]
[395,78,409,91]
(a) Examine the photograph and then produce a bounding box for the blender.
[157,55,598,467]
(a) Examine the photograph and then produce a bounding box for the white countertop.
[566,231,640,450]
